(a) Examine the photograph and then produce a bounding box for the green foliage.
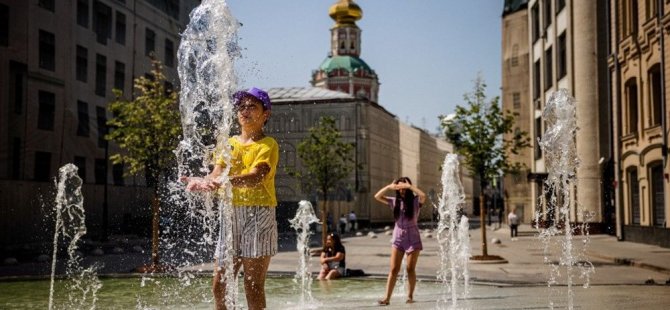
[289,116,356,200]
[440,75,530,187]
[106,59,182,186]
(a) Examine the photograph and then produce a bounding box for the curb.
[586,251,670,275]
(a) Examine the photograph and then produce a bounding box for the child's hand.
[181,176,221,192]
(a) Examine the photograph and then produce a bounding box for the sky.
[226,0,505,134]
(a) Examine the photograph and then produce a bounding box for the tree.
[106,59,182,269]
[289,116,356,246]
[440,76,529,259]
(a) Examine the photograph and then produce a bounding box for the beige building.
[609,0,670,246]
[260,0,473,229]
[502,0,533,223]
[267,87,470,229]
[0,0,200,245]
[520,0,612,232]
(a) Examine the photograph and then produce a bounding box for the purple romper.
[386,196,422,253]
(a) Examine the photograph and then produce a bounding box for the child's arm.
[374,183,396,204]
[229,162,271,187]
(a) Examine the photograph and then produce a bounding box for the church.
[266,0,474,229]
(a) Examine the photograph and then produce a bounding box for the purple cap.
[233,87,271,110]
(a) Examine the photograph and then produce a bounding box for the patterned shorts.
[216,206,278,260]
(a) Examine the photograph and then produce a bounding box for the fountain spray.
[538,89,594,309]
[288,200,321,307]
[48,164,101,310]
[436,154,470,308]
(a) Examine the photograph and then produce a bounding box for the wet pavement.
[2,222,670,308]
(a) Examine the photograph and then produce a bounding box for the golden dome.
[328,0,363,26]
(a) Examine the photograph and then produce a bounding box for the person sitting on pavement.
[318,233,346,280]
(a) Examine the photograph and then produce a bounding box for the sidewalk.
[267,223,670,286]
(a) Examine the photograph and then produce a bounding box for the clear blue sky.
[226,0,504,134]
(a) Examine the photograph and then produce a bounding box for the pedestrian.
[508,208,520,238]
[348,211,357,232]
[318,233,346,280]
[339,214,348,235]
[182,87,278,310]
[373,177,426,306]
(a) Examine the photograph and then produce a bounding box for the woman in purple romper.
[373,177,426,306]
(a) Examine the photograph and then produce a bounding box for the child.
[318,233,346,280]
[373,177,426,306]
[183,87,278,310]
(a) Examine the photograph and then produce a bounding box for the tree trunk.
[480,192,488,257]
[321,196,328,246]
[151,189,160,266]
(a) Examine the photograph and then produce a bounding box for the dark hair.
[322,233,343,254]
[393,177,416,220]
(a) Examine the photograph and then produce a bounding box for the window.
[626,79,638,134]
[39,30,55,71]
[145,0,180,19]
[115,11,126,45]
[557,32,567,79]
[77,101,90,137]
[93,0,112,45]
[95,54,106,97]
[513,92,521,110]
[534,117,542,159]
[77,0,89,28]
[38,91,55,131]
[0,4,8,46]
[97,106,107,147]
[113,163,124,185]
[649,64,662,126]
[114,61,125,92]
[74,156,87,182]
[556,0,565,13]
[76,45,88,82]
[544,48,553,90]
[34,152,52,181]
[624,0,639,36]
[145,28,155,56]
[94,158,107,184]
[531,4,539,41]
[543,0,552,30]
[533,60,541,100]
[10,61,27,114]
[628,169,640,224]
[11,138,21,179]
[511,44,519,67]
[646,0,657,20]
[650,163,665,227]
[38,0,54,12]
[165,38,174,67]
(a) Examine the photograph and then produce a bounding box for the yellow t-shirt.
[215,136,278,207]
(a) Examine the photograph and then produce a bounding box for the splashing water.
[48,164,101,310]
[537,89,594,310]
[146,0,242,308]
[288,201,321,307]
[435,154,471,309]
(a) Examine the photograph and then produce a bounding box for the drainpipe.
[612,0,625,240]
[658,0,667,167]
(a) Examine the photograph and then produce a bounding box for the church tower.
[311,0,380,102]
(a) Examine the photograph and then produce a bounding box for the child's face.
[236,97,269,128]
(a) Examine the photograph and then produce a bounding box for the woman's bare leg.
[380,247,404,304]
[241,256,272,310]
[405,250,421,302]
